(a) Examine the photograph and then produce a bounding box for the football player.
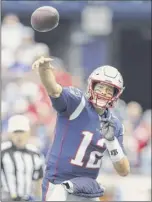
[32,57,130,201]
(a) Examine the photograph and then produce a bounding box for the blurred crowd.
[1,14,151,177]
[104,101,151,175]
[1,14,76,156]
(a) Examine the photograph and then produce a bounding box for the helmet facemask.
[87,79,124,109]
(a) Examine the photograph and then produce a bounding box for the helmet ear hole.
[92,81,99,90]
[114,88,119,96]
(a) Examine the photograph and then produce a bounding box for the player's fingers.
[32,62,36,70]
[39,56,53,61]
[39,59,45,64]
[44,58,54,62]
[101,118,109,123]
[32,61,39,70]
[38,57,53,65]
[32,57,54,70]
[102,122,109,128]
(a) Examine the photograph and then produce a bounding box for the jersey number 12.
[70,131,105,168]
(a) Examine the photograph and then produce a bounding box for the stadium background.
[1,1,151,201]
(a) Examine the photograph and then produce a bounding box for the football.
[31,6,59,32]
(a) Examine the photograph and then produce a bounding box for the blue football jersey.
[44,87,125,184]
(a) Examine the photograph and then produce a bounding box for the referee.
[1,115,44,201]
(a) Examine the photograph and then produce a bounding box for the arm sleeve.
[49,87,85,117]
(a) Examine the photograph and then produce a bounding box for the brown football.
[31,6,59,32]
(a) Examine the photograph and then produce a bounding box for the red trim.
[91,79,121,91]
[44,181,49,202]
[53,120,70,181]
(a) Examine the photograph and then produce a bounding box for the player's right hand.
[32,56,53,71]
[101,121,115,141]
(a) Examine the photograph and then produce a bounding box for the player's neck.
[95,108,105,115]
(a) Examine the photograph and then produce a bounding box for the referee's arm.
[1,143,18,199]
[32,153,45,199]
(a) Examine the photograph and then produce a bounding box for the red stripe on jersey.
[44,181,49,202]
[53,120,70,181]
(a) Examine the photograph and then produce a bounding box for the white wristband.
[105,137,125,162]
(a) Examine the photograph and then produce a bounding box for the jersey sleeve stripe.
[69,96,86,120]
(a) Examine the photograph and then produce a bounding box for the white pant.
[45,182,100,201]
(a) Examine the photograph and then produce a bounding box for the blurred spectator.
[2,14,24,51]
[15,26,50,66]
[140,140,151,175]
[1,100,8,120]
[133,109,151,167]
[2,48,15,69]
[111,99,127,122]
[123,120,139,168]
[126,101,143,129]
[51,57,73,86]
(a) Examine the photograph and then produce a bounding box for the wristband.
[105,137,125,162]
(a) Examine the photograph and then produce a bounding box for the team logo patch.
[110,149,118,156]
[69,87,81,97]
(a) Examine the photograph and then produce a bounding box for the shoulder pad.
[111,113,124,135]
[1,141,12,151]
[111,112,120,122]
[25,144,39,153]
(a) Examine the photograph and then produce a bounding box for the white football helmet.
[86,65,125,109]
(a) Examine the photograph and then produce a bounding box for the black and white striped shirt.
[1,141,44,200]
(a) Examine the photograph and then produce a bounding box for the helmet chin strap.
[94,97,112,108]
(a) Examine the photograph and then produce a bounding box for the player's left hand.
[100,119,116,141]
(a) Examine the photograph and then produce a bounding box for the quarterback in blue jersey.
[32,57,130,201]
